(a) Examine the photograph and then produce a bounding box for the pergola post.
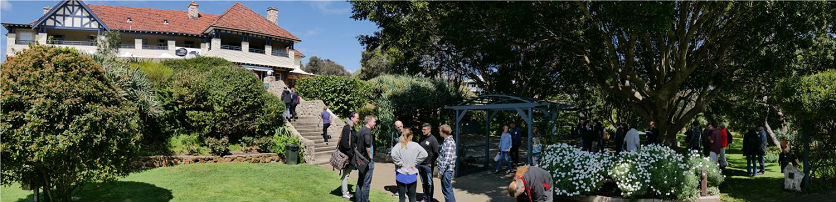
[454,109,467,177]
[527,108,533,165]
[485,110,498,170]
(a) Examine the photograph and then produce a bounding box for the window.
[88,35,96,42]
[184,41,195,48]
[17,32,34,41]
[126,17,132,23]
[158,39,166,47]
[163,20,168,25]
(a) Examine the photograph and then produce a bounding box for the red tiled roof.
[294,50,304,57]
[88,5,218,35]
[210,3,299,42]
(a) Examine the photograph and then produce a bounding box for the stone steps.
[285,100,346,165]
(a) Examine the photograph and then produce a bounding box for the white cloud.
[303,28,322,37]
[1,0,12,12]
[310,1,349,15]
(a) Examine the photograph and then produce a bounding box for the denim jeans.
[495,151,510,171]
[746,155,756,176]
[340,167,353,194]
[757,152,765,173]
[356,162,374,202]
[417,164,434,202]
[441,168,456,202]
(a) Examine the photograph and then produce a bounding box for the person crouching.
[508,166,554,202]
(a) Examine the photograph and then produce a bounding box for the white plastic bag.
[494,153,501,162]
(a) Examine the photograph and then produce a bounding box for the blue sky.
[0,0,378,72]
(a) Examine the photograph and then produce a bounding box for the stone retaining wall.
[135,153,282,169]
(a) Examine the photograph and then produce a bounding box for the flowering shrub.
[541,144,614,197]
[541,144,722,200]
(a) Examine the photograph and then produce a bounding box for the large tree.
[351,1,832,144]
[304,56,351,76]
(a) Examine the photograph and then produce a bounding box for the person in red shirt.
[718,123,729,169]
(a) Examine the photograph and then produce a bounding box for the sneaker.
[342,193,353,199]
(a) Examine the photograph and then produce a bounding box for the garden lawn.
[1,163,394,202]
[718,136,834,202]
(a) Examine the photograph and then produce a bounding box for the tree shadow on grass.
[14,181,172,202]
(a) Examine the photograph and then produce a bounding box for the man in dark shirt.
[615,118,628,154]
[354,115,377,202]
[281,88,291,121]
[418,123,440,202]
[647,121,659,145]
[337,112,359,199]
[290,88,299,120]
[509,123,521,165]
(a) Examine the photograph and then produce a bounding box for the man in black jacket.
[337,112,359,199]
[615,117,628,154]
[418,123,440,202]
[281,88,291,121]
[646,121,659,145]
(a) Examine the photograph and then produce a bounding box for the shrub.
[162,56,236,71]
[205,136,230,156]
[0,45,142,202]
[296,75,372,117]
[168,133,208,155]
[136,61,174,85]
[255,136,276,153]
[541,144,613,197]
[270,127,304,162]
[540,144,721,200]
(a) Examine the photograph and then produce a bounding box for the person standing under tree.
[757,125,768,174]
[615,117,629,154]
[437,124,457,202]
[685,121,702,152]
[496,125,513,174]
[743,126,759,176]
[417,123,439,202]
[391,128,428,202]
[647,121,659,145]
[321,106,332,144]
[391,120,405,197]
[509,123,522,166]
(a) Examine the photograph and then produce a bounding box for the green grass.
[714,134,834,202]
[2,163,394,202]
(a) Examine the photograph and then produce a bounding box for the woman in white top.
[390,129,428,202]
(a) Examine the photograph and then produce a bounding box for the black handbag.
[352,148,370,172]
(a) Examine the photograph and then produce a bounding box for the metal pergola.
[444,94,574,176]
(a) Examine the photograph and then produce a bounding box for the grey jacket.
[390,142,428,175]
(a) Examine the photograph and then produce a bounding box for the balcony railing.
[142,45,168,50]
[220,44,241,51]
[49,40,95,46]
[271,49,289,57]
[119,44,135,49]
[15,40,35,45]
[249,48,265,54]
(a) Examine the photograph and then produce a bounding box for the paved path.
[321,162,516,202]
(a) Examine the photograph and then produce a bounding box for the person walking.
[354,115,377,202]
[321,106,332,144]
[702,124,713,157]
[530,128,543,166]
[582,121,594,151]
[281,87,292,121]
[391,128,428,202]
[496,125,513,173]
[509,123,522,166]
[622,126,640,152]
[743,127,759,176]
[417,123,439,202]
[593,120,604,152]
[757,125,768,174]
[337,112,359,199]
[646,121,659,145]
[290,88,299,120]
[436,124,457,202]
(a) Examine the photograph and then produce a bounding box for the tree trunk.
[764,120,782,147]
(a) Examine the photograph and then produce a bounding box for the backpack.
[726,131,734,145]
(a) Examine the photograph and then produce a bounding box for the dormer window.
[163,20,169,25]
[126,17,132,23]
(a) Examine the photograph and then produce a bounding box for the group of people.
[280,87,300,121]
[570,117,659,154]
[332,112,457,202]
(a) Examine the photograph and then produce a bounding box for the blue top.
[510,127,521,145]
[499,133,512,151]
[758,130,768,152]
[321,111,330,124]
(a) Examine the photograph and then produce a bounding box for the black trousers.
[322,123,331,142]
[510,144,520,165]
[398,181,417,202]
[290,103,298,119]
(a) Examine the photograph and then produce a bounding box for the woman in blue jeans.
[495,125,513,174]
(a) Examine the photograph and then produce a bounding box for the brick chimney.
[43,7,51,15]
[188,1,199,19]
[267,7,278,24]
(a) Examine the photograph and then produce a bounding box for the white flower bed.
[540,144,721,200]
